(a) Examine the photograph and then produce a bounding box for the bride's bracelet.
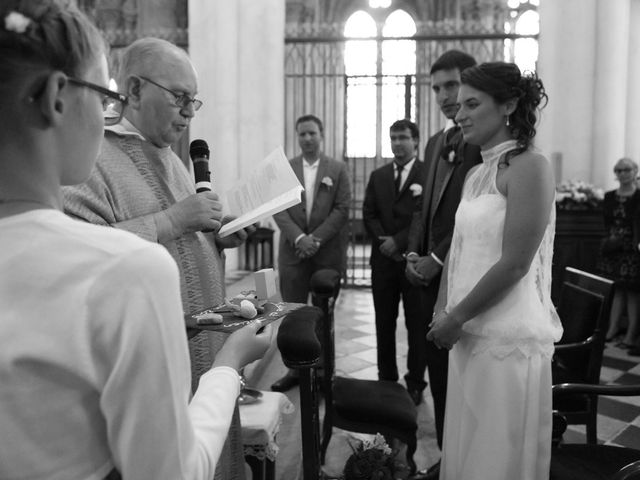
[432,308,449,318]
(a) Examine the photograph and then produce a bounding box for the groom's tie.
[394,162,404,195]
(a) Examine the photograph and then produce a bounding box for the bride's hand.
[427,310,463,350]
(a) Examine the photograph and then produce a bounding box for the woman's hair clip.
[5,11,32,34]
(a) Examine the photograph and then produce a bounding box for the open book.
[218,146,303,237]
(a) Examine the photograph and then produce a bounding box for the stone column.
[538,0,635,190]
[626,0,640,164]
[537,0,597,184]
[189,0,285,270]
[591,0,630,189]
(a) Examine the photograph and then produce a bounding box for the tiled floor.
[332,287,640,449]
[226,271,640,479]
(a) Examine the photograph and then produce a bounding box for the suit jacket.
[407,128,482,260]
[363,159,427,267]
[273,153,351,271]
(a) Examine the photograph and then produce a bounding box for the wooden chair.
[310,269,418,475]
[276,306,324,480]
[552,266,615,444]
[551,383,640,480]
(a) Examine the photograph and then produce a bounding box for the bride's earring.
[505,115,510,127]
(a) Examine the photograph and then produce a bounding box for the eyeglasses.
[68,77,128,126]
[614,168,633,173]
[138,76,203,111]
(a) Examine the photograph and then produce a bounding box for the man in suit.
[271,114,351,392]
[405,50,480,479]
[363,119,427,405]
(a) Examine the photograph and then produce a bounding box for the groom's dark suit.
[363,159,427,393]
[407,126,481,447]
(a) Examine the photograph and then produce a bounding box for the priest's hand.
[160,192,223,241]
[215,217,257,249]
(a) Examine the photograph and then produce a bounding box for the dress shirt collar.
[395,157,416,174]
[303,157,320,169]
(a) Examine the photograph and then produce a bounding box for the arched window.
[344,11,377,157]
[344,9,417,158]
[381,9,416,156]
[504,0,540,72]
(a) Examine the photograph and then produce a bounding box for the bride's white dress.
[439,140,563,480]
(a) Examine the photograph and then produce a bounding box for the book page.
[219,146,302,237]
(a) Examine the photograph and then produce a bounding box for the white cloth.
[303,157,319,221]
[441,334,553,480]
[0,210,240,480]
[239,391,295,461]
[440,140,562,480]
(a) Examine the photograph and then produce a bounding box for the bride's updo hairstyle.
[461,61,548,161]
[0,0,104,101]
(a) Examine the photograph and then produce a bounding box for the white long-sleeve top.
[0,210,240,480]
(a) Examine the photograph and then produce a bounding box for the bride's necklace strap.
[480,140,518,166]
[480,139,518,165]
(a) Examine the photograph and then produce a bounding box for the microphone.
[190,139,211,192]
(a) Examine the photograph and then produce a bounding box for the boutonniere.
[4,11,32,33]
[321,176,333,188]
[441,144,458,164]
[409,183,423,197]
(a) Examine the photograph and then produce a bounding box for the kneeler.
[309,269,418,475]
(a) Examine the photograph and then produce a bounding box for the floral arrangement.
[341,434,408,480]
[5,11,32,34]
[408,183,423,197]
[555,180,604,211]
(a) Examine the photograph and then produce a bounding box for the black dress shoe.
[628,346,640,356]
[408,388,423,406]
[270,372,299,392]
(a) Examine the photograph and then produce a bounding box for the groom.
[405,49,481,479]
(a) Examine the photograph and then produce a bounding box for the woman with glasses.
[0,2,272,479]
[596,157,640,349]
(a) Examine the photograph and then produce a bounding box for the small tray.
[185,301,306,333]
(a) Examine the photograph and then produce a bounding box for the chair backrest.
[555,267,615,383]
[309,269,341,382]
[276,306,324,480]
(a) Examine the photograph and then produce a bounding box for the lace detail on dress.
[446,140,562,358]
[469,337,556,359]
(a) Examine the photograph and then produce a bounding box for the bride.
[427,62,562,480]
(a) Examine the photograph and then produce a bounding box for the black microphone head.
[190,139,209,160]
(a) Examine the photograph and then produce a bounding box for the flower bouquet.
[555,180,604,211]
[341,434,409,480]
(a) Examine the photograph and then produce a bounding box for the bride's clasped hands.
[427,310,464,350]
